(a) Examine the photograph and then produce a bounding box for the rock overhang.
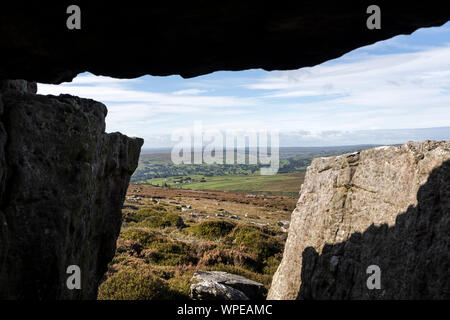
[0,1,449,84]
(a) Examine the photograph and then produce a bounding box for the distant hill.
[131,145,379,195]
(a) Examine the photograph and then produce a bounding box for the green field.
[137,172,305,196]
[131,145,376,196]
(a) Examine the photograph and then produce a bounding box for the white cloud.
[172,88,208,95]
[248,46,450,102]
[37,75,262,142]
[36,26,450,147]
[38,83,256,108]
[243,45,450,132]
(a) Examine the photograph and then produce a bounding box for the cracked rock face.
[0,80,143,299]
[268,141,450,299]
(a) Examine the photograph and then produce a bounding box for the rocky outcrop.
[0,80,143,299]
[190,271,266,300]
[0,2,449,83]
[269,141,450,299]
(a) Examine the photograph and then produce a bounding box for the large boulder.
[269,141,450,299]
[190,271,266,300]
[0,80,143,299]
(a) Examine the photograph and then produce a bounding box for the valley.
[98,145,378,299]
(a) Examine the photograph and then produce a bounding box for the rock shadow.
[299,159,450,299]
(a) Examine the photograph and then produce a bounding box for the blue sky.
[38,22,450,147]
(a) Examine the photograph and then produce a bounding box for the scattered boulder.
[190,281,249,300]
[190,271,265,300]
[277,220,290,232]
[126,195,141,202]
[277,220,290,228]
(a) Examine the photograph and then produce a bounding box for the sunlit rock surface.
[269,141,450,299]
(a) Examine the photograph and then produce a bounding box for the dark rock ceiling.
[0,1,449,83]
